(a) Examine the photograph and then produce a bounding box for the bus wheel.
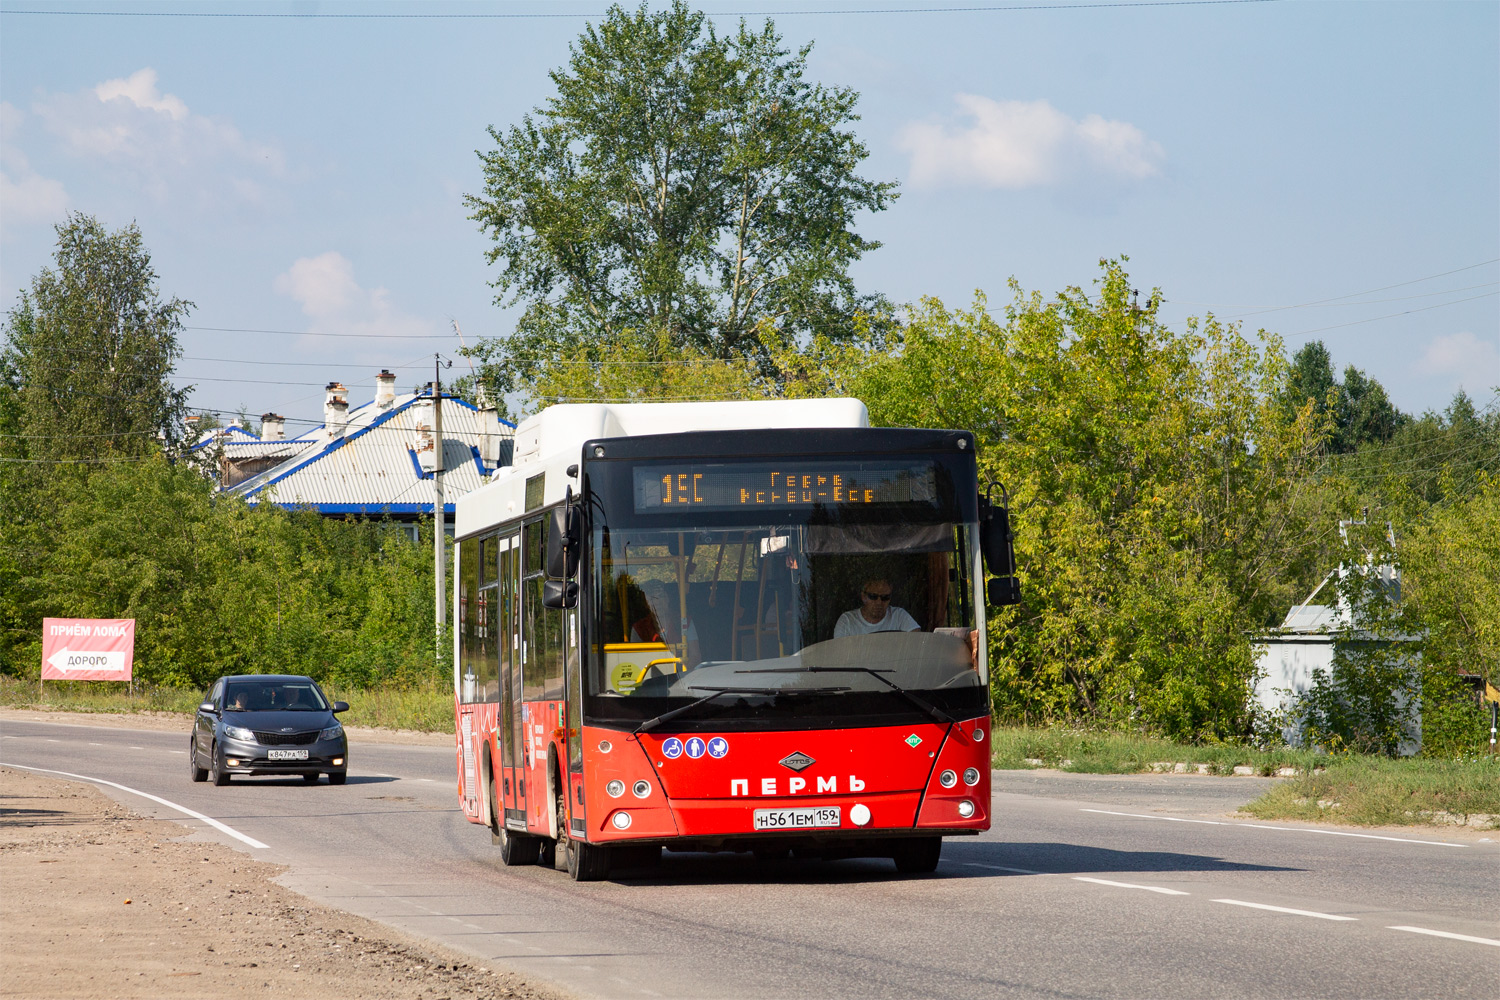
[557,786,611,881]
[892,837,942,874]
[494,824,540,866]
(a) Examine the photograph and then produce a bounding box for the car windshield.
[583,452,985,730]
[224,681,327,713]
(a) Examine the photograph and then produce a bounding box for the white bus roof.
[455,398,869,537]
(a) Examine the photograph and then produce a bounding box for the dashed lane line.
[0,761,270,850]
[1387,926,1500,947]
[1214,899,1357,921]
[1073,876,1189,895]
[964,862,1043,874]
[1080,808,1468,847]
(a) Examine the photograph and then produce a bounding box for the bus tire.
[495,824,541,866]
[892,836,942,874]
[567,837,612,882]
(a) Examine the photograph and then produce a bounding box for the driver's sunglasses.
[863,591,892,601]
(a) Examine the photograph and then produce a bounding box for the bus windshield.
[584,454,986,730]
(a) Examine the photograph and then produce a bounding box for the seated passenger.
[834,577,920,638]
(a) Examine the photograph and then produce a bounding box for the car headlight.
[223,725,255,742]
[320,723,344,741]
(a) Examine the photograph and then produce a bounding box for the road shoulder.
[0,766,567,1000]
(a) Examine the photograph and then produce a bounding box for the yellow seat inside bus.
[604,642,683,695]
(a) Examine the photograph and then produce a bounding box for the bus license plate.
[268,749,308,760]
[753,806,840,831]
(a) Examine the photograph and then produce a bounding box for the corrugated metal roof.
[228,391,514,514]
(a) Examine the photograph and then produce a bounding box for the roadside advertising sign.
[41,618,136,681]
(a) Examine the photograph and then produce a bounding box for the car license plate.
[267,749,308,761]
[752,806,840,831]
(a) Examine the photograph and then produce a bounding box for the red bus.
[452,399,1019,880]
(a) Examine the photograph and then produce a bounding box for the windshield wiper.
[633,685,851,735]
[738,666,959,727]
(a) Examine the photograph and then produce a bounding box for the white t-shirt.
[834,606,920,638]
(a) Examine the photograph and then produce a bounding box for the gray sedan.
[189,674,349,785]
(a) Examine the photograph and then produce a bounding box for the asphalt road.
[3,717,1497,1000]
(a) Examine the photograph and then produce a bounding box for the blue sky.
[2,0,1496,432]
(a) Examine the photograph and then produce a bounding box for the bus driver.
[834,577,921,638]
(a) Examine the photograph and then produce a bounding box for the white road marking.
[0,761,270,849]
[1387,926,1500,947]
[88,742,104,746]
[1073,876,1189,895]
[129,746,144,750]
[169,750,185,754]
[1214,899,1357,921]
[45,739,60,742]
[965,862,1043,874]
[1081,808,1467,847]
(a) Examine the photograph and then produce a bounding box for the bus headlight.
[611,811,632,830]
[605,780,625,798]
[632,780,652,799]
[939,769,957,788]
[963,767,980,786]
[957,799,976,819]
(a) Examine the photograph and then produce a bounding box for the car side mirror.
[199,702,217,714]
[542,578,579,610]
[332,701,349,714]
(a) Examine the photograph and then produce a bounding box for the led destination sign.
[633,462,938,512]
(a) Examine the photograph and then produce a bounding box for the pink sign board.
[41,618,135,681]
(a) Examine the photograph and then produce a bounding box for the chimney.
[260,412,285,441]
[324,382,349,436]
[375,369,397,409]
[476,389,507,469]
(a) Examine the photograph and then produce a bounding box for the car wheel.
[892,836,942,874]
[188,737,208,782]
[302,773,320,784]
[208,744,230,786]
[327,771,347,785]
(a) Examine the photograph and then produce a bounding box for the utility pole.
[434,355,446,632]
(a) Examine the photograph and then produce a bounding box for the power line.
[184,325,457,340]
[1280,291,1499,340]
[0,1,1286,19]
[1175,259,1500,314]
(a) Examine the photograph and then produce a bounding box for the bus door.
[499,531,526,825]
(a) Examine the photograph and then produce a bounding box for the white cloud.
[31,68,284,203]
[1418,331,1500,388]
[899,95,1165,190]
[0,103,69,229]
[274,252,435,340]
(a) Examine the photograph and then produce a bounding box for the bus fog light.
[972,728,984,741]
[598,740,613,753]
[963,767,980,786]
[849,803,871,827]
[611,811,632,830]
[605,780,625,798]
[632,780,652,799]
[957,799,976,819]
[939,769,957,788]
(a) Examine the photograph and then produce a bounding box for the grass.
[0,675,454,733]
[1243,755,1500,829]
[991,725,1331,776]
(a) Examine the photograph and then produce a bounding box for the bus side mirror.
[979,494,1021,606]
[546,491,580,581]
[542,579,579,609]
[987,577,1021,607]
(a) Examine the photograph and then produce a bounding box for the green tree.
[815,263,1333,740]
[1278,340,1407,454]
[2,213,193,462]
[464,1,896,403]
